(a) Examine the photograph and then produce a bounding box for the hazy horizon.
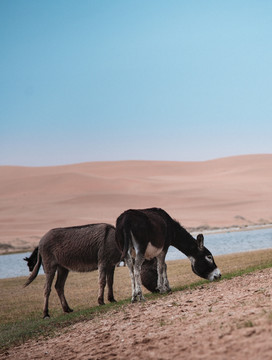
[1,153,272,168]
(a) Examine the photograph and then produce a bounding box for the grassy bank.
[1,248,272,352]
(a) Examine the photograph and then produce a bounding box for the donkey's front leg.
[156,253,171,294]
[98,264,107,305]
[106,266,117,303]
[162,262,171,292]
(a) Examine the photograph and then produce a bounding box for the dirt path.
[2,268,272,360]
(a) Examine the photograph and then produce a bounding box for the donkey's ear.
[197,234,204,250]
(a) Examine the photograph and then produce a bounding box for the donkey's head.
[189,234,221,281]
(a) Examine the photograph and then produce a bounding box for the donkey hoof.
[98,299,105,306]
[109,298,117,303]
[157,287,166,294]
[43,315,50,320]
[65,308,73,313]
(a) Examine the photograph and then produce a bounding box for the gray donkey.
[24,223,121,318]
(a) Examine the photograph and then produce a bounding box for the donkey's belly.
[65,262,98,273]
[144,242,163,260]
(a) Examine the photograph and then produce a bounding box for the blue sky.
[1,0,272,166]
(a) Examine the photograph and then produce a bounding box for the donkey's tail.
[24,250,42,287]
[24,247,38,272]
[120,227,131,260]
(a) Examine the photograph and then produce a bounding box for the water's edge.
[0,227,271,279]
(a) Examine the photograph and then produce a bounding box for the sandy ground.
[2,268,271,360]
[1,154,272,254]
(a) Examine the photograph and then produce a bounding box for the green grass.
[1,249,272,353]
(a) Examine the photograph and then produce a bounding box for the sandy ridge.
[0,154,272,253]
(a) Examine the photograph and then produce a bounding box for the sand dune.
[0,154,271,253]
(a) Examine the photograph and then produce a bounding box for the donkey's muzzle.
[208,268,221,281]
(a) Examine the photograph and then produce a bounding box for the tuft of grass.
[0,248,272,353]
[267,312,272,324]
[159,318,167,326]
[237,320,254,329]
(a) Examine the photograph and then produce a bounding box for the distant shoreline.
[189,222,272,236]
[1,222,272,256]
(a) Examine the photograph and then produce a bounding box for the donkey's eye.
[205,255,213,263]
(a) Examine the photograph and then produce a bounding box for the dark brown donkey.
[24,223,121,318]
[116,208,221,302]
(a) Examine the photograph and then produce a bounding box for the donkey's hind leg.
[125,254,137,302]
[55,266,73,313]
[134,252,145,302]
[106,266,117,303]
[43,266,57,318]
[125,250,145,302]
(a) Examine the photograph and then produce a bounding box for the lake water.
[0,227,271,279]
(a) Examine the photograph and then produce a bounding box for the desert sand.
[2,268,272,360]
[0,154,272,254]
